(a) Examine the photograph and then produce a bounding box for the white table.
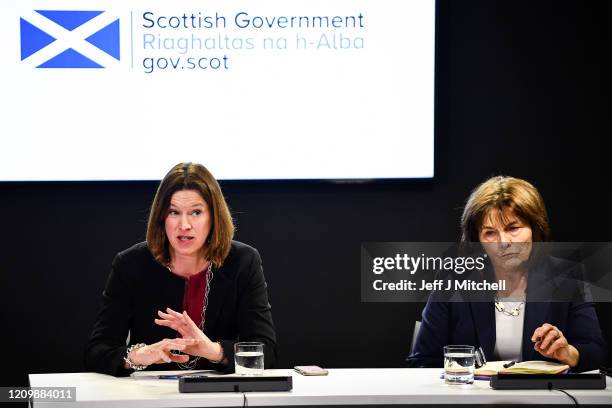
[28,368,612,407]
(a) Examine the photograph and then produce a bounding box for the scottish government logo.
[20,10,120,68]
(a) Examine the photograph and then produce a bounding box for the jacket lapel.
[522,260,555,361]
[468,301,496,360]
[466,280,496,360]
[203,265,231,334]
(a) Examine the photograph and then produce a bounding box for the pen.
[158,372,212,379]
[502,361,516,369]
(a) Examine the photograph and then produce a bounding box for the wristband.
[124,343,148,371]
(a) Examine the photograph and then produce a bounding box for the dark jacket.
[406,257,607,372]
[84,241,277,376]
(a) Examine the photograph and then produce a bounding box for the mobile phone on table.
[294,365,328,376]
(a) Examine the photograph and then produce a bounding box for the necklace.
[166,262,213,369]
[494,297,524,317]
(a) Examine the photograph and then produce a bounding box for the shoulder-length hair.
[460,176,550,244]
[146,162,234,267]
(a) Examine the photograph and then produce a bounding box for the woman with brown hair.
[406,176,607,371]
[85,162,277,376]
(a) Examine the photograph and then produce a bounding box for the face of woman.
[165,190,211,260]
[479,207,533,270]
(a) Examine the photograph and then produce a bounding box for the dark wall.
[1,0,610,386]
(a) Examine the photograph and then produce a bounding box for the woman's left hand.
[531,323,579,367]
[155,308,224,362]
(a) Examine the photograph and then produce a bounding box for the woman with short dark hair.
[407,176,607,371]
[85,162,277,376]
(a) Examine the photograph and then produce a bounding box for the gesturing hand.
[531,323,579,367]
[126,337,195,367]
[155,307,223,362]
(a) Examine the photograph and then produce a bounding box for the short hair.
[460,176,550,244]
[146,162,234,267]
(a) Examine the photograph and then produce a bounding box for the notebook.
[475,360,570,377]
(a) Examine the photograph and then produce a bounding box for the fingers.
[157,308,191,325]
[167,308,198,330]
[150,339,196,364]
[154,309,207,355]
[157,309,172,318]
[532,323,562,351]
[169,337,197,346]
[154,349,188,364]
[157,348,173,363]
[546,337,568,356]
[539,327,562,351]
[154,318,184,333]
[151,338,196,350]
[154,318,175,329]
[156,309,190,335]
[157,309,181,323]
[157,308,186,324]
[531,323,555,342]
[532,323,569,360]
[160,342,185,352]
[168,352,190,363]
[182,311,199,329]
[166,307,184,318]
[156,308,201,335]
[129,337,199,367]
[147,346,174,364]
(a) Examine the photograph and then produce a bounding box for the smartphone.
[294,365,329,376]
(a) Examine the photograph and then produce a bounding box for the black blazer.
[406,257,607,372]
[84,241,277,376]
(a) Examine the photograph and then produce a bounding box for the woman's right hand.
[124,338,196,367]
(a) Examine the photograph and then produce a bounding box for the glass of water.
[234,342,264,375]
[443,345,475,384]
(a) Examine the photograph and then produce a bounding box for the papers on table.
[475,360,569,377]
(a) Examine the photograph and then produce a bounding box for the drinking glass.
[443,345,475,384]
[234,342,264,375]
